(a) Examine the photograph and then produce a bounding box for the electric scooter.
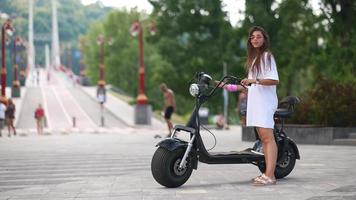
[151,72,300,188]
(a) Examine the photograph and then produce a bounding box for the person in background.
[0,102,6,137]
[160,83,176,137]
[215,114,225,129]
[5,98,16,137]
[237,90,247,126]
[34,104,45,135]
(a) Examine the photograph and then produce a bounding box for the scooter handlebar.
[206,75,244,97]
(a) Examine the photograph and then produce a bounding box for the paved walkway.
[10,69,166,136]
[81,86,166,130]
[0,127,355,200]
[2,69,355,199]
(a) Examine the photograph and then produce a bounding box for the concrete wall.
[242,125,356,145]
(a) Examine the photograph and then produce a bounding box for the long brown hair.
[245,26,272,76]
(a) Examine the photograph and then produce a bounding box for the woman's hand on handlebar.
[215,80,245,92]
[241,78,256,86]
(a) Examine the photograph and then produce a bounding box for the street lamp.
[11,36,22,97]
[130,20,156,124]
[96,34,113,87]
[1,18,14,100]
[19,39,28,86]
[79,38,86,85]
[96,34,113,127]
[129,21,156,105]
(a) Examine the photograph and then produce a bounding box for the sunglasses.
[249,36,264,40]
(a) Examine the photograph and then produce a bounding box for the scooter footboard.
[156,138,188,152]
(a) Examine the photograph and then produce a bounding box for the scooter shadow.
[182,177,298,189]
[184,180,252,188]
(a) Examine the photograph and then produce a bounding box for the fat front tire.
[258,144,296,179]
[151,147,193,188]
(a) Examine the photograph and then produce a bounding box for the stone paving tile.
[0,130,356,200]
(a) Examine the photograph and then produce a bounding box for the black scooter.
[151,72,300,188]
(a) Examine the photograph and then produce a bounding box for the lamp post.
[19,39,27,86]
[11,36,21,97]
[1,18,14,100]
[96,34,113,87]
[79,38,86,85]
[96,34,113,127]
[130,20,156,124]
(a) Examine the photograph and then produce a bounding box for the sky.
[80,0,246,26]
[80,0,321,26]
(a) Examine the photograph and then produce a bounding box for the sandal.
[251,174,263,182]
[253,174,276,186]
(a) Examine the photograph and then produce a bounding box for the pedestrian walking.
[215,114,225,129]
[0,102,6,137]
[34,104,45,135]
[96,85,106,126]
[36,67,40,86]
[96,85,106,105]
[5,98,16,137]
[159,83,176,137]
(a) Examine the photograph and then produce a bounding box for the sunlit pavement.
[0,126,355,200]
[15,69,131,131]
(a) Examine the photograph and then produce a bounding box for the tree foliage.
[148,0,238,114]
[0,0,111,80]
[82,9,172,110]
[2,0,354,125]
[82,0,355,125]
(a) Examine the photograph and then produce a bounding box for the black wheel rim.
[278,151,291,168]
[173,158,187,176]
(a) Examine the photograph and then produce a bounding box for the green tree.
[316,0,356,81]
[148,0,237,114]
[83,9,173,110]
[0,0,112,75]
[237,0,320,96]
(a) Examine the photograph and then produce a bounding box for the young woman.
[223,26,279,185]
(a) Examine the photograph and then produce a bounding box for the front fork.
[171,128,196,170]
[179,135,195,169]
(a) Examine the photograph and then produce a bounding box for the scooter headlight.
[189,84,199,97]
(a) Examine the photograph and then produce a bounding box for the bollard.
[101,116,105,127]
[72,117,76,128]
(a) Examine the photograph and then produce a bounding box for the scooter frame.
[157,75,299,167]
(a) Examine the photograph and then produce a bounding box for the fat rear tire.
[151,147,193,188]
[258,144,296,179]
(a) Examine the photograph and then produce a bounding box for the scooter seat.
[273,96,300,119]
[274,108,293,118]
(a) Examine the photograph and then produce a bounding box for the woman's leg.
[10,119,16,135]
[37,120,40,134]
[40,120,43,134]
[257,127,277,179]
[7,119,11,136]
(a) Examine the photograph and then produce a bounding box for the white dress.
[246,53,279,129]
